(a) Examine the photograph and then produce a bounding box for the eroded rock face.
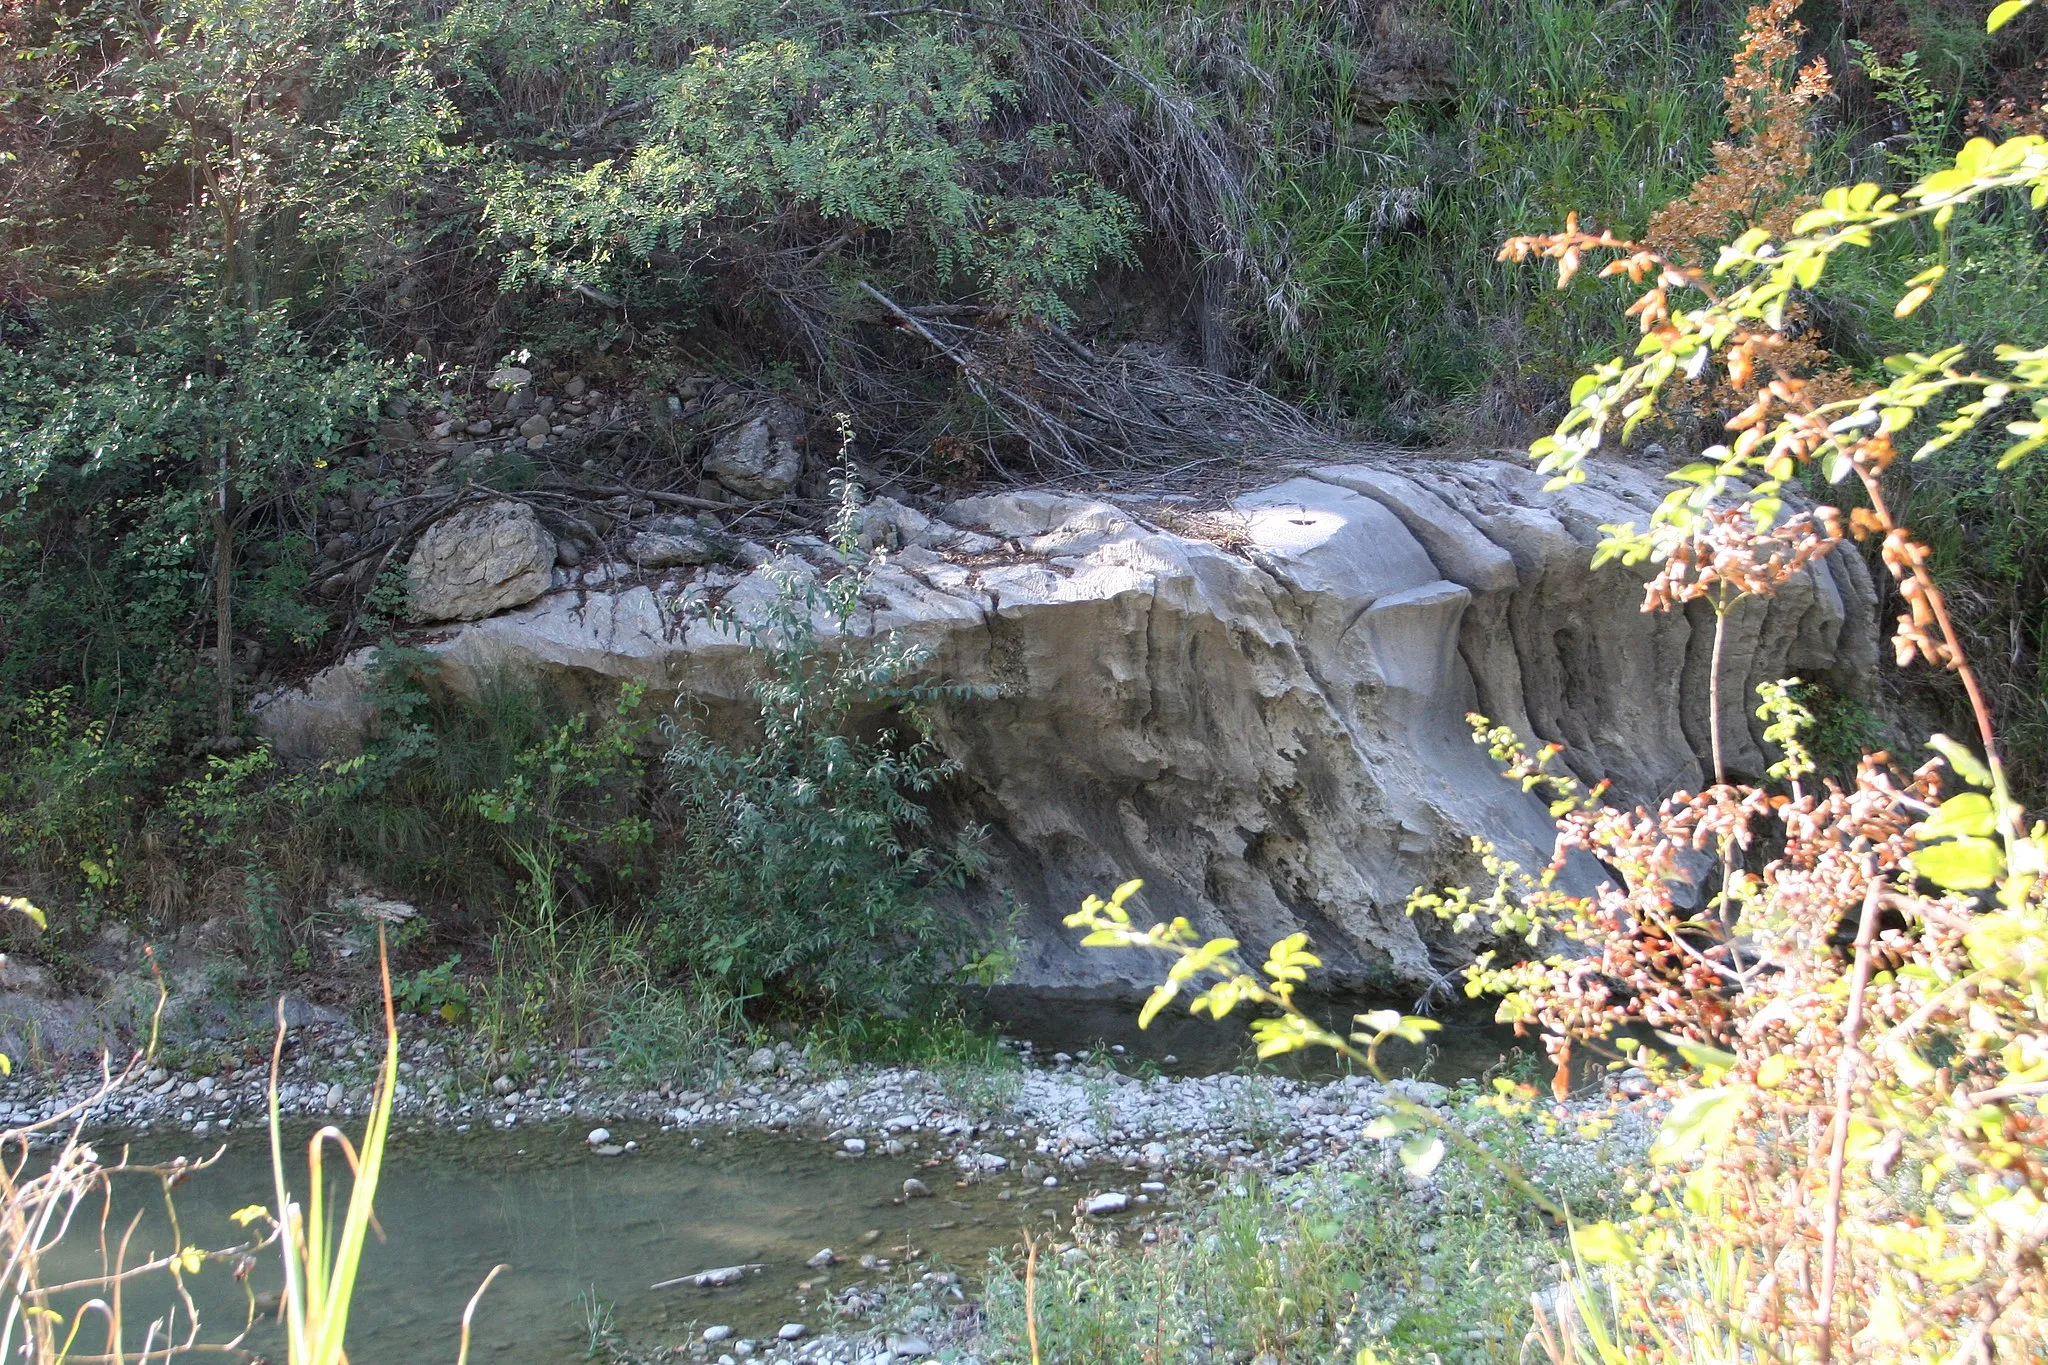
[262,457,1878,993]
[406,499,557,622]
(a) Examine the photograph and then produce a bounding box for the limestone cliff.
[256,455,1878,993]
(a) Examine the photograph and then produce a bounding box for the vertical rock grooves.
[257,455,1878,994]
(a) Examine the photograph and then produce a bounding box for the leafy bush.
[320,659,658,920]
[481,4,1138,326]
[653,466,989,1016]
[392,955,470,1022]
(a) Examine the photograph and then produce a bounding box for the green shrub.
[652,467,989,1017]
[317,658,658,918]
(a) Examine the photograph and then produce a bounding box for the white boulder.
[704,400,805,499]
[405,499,556,622]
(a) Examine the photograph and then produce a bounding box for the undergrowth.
[979,1116,1627,1365]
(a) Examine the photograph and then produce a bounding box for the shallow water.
[30,992,1533,1361]
[976,988,1539,1083]
[45,1125,1065,1363]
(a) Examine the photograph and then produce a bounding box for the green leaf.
[1137,981,1179,1030]
[1913,837,2004,890]
[1661,1033,1739,1077]
[1650,1085,1749,1165]
[1398,1133,1445,1178]
[1391,1016,1444,1044]
[1929,735,1993,788]
[1888,1043,1936,1088]
[1355,1008,1403,1035]
[1364,1112,1422,1138]
[1920,792,1996,841]
[1571,1221,1638,1265]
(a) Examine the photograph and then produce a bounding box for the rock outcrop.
[406,499,557,622]
[261,455,1878,994]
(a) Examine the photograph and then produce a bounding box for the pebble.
[842,1138,867,1155]
[703,1326,734,1343]
[806,1248,835,1268]
[587,1127,611,1145]
[1085,1192,1130,1215]
[901,1178,930,1199]
[776,1323,807,1341]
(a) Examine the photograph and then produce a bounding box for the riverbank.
[2,1012,1648,1186]
[4,1011,1654,1365]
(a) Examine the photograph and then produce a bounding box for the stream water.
[35,996,1534,1361]
[977,989,1537,1083]
[43,1126,1070,1363]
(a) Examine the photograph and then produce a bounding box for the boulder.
[259,456,1879,993]
[405,500,556,623]
[703,399,805,499]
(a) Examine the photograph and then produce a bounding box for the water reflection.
[974,987,1540,1083]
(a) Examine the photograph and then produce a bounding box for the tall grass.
[0,922,497,1364]
[265,927,398,1365]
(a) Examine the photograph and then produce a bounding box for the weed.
[805,1005,1008,1071]
[603,981,752,1087]
[981,1146,1564,1365]
[243,852,292,982]
[577,1285,619,1359]
[392,956,470,1023]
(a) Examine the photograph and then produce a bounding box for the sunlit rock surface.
[258,456,1878,993]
